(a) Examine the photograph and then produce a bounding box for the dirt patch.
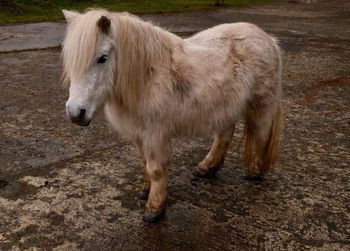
[0,180,38,200]
[294,72,350,104]
[306,72,350,91]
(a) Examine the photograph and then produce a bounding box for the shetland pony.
[62,9,282,222]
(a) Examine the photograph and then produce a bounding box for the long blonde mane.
[62,9,179,113]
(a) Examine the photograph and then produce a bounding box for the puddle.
[0,179,9,189]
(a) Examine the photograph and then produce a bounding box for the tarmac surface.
[0,0,349,250]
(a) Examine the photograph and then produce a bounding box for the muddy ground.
[0,0,349,250]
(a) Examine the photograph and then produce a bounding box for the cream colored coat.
[62,10,282,221]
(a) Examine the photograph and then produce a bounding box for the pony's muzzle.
[66,104,91,126]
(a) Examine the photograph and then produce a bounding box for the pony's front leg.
[135,140,150,200]
[143,138,171,222]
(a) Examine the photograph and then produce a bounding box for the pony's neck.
[111,13,183,114]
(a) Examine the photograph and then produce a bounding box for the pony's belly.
[171,108,239,137]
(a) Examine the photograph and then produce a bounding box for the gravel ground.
[0,0,349,250]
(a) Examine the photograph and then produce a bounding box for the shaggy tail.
[243,105,283,175]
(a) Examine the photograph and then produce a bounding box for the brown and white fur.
[62,9,283,222]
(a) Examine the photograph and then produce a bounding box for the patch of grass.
[0,0,270,25]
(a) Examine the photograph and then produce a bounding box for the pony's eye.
[97,55,108,64]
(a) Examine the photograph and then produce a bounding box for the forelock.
[62,10,110,83]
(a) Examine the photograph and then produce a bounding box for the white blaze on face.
[65,69,97,121]
[65,39,114,126]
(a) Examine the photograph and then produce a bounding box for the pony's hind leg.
[244,103,282,178]
[194,126,235,178]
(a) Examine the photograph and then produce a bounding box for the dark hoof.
[193,160,223,179]
[143,206,166,223]
[138,190,149,200]
[243,174,264,181]
[192,168,218,179]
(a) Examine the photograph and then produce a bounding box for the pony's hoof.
[243,174,264,181]
[143,206,166,222]
[193,160,223,179]
[192,168,218,179]
[138,190,149,200]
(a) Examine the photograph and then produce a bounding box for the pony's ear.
[97,16,111,34]
[62,9,79,23]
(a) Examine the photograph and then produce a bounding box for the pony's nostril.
[68,107,90,126]
[79,109,86,120]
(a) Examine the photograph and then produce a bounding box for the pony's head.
[62,9,116,126]
[62,9,176,125]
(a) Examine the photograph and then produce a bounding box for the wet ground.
[0,0,349,250]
